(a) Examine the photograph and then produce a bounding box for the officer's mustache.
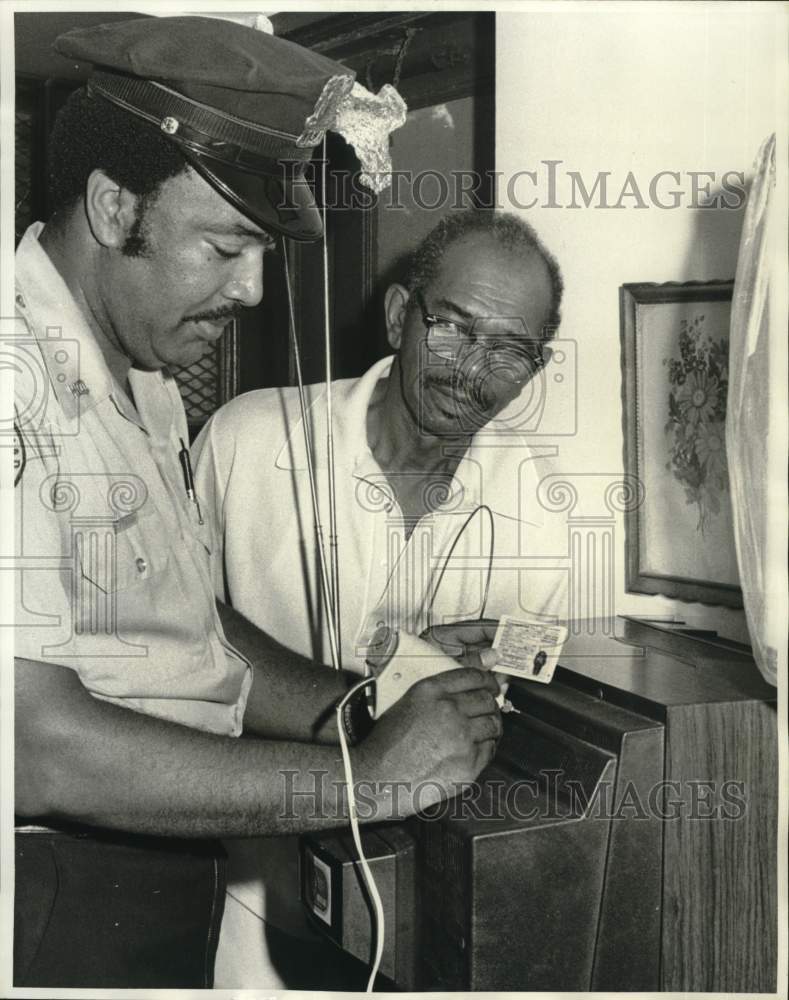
[183,304,244,324]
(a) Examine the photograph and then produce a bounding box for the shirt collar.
[275,354,393,474]
[16,222,128,422]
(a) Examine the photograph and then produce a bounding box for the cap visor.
[184,150,323,243]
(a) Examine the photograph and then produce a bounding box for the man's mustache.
[426,374,489,409]
[184,304,244,324]
[427,374,472,393]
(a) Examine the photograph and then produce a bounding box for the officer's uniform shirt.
[13,222,251,735]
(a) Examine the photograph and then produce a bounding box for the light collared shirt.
[12,223,251,735]
[193,355,568,672]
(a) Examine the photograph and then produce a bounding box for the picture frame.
[620,280,743,608]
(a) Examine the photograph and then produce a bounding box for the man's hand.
[422,618,509,696]
[421,618,499,669]
[352,665,502,816]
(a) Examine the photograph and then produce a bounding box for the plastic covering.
[725,134,778,684]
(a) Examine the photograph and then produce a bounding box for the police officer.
[12,15,502,987]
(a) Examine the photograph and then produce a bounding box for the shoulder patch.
[13,422,26,486]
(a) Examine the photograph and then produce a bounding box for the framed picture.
[620,281,742,608]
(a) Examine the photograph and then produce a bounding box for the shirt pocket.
[186,499,214,559]
[76,506,169,595]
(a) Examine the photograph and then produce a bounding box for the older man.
[12,18,502,988]
[195,210,568,666]
[192,209,569,987]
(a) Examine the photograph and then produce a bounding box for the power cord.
[336,676,386,992]
[335,508,497,991]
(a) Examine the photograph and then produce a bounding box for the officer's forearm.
[15,657,363,838]
[216,598,349,743]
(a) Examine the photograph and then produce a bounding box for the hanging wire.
[424,504,496,626]
[281,240,341,672]
[321,136,342,667]
[392,27,416,89]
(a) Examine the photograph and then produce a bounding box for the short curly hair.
[47,87,189,220]
[402,210,564,334]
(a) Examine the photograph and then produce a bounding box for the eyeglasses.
[414,290,551,383]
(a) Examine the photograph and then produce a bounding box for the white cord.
[336,677,386,992]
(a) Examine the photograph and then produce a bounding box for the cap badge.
[296,74,355,148]
[160,116,180,135]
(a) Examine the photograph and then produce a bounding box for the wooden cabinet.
[510,618,778,992]
[304,617,777,992]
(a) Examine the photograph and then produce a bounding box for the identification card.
[492,616,568,684]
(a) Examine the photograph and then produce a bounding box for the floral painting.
[621,282,742,608]
[663,315,729,532]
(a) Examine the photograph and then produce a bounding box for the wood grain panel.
[662,699,777,990]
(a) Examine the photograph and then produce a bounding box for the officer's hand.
[353,666,502,817]
[421,618,499,671]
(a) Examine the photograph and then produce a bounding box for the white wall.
[496,4,781,642]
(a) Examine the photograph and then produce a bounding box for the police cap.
[54,16,357,241]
